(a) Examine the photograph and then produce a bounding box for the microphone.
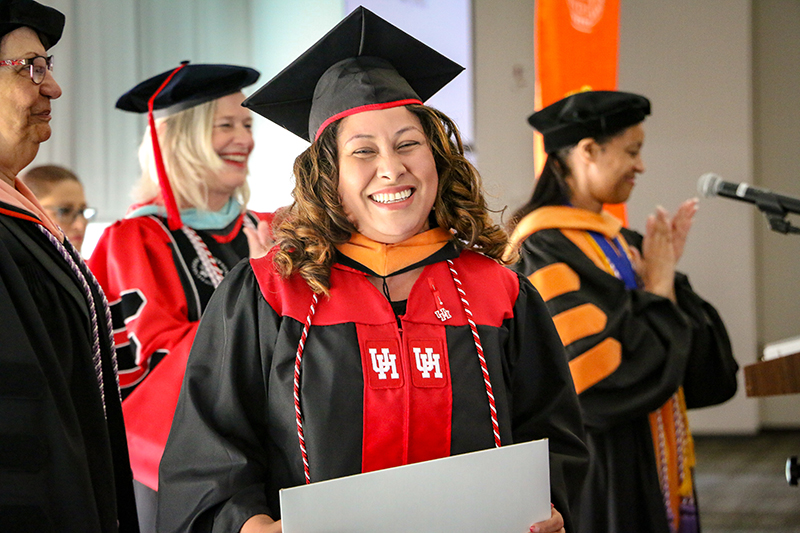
[697,173,800,216]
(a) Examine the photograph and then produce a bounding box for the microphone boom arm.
[699,173,800,235]
[755,196,800,235]
[756,194,800,235]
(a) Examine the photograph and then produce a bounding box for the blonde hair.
[134,98,250,210]
[273,104,511,295]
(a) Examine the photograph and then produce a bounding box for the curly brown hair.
[273,104,511,295]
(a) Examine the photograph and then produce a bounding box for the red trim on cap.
[314,98,423,142]
[148,63,188,231]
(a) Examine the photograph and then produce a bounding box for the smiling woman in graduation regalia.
[0,1,137,530]
[157,7,589,533]
[507,91,739,532]
[86,62,274,530]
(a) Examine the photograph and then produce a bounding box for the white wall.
[473,0,761,433]
[472,0,536,219]
[753,0,800,427]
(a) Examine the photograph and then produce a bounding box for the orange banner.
[534,0,624,222]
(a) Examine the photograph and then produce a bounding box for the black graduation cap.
[116,61,259,231]
[529,90,651,154]
[0,0,65,50]
[116,62,260,118]
[243,5,464,142]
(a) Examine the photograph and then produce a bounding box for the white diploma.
[280,438,551,533]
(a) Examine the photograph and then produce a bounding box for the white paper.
[763,334,800,361]
[280,439,550,533]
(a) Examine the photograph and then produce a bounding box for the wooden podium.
[744,351,800,397]
[743,350,800,488]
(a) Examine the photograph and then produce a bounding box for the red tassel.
[147,62,188,231]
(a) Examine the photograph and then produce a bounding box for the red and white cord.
[181,226,225,288]
[295,292,319,484]
[447,259,501,448]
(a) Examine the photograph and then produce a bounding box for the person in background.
[507,90,739,532]
[0,1,138,530]
[87,62,273,533]
[19,164,96,253]
[157,7,588,533]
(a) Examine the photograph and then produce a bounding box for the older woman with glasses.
[0,0,138,531]
[20,164,96,253]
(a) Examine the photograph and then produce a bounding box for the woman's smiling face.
[0,27,62,175]
[336,106,439,243]
[209,91,254,195]
[568,123,646,212]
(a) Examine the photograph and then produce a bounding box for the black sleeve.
[157,261,280,533]
[622,228,739,408]
[507,277,589,533]
[674,273,739,408]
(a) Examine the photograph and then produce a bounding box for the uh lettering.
[369,347,400,380]
[413,346,443,379]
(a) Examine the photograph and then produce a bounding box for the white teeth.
[222,154,247,163]
[371,189,413,204]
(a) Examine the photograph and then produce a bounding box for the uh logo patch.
[363,338,449,389]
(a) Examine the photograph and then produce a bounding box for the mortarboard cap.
[243,5,464,142]
[529,90,651,153]
[116,62,260,118]
[0,0,65,50]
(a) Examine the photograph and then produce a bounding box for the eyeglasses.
[0,55,54,85]
[43,205,97,225]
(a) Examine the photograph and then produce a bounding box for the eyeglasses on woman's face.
[43,205,97,225]
[0,55,54,85]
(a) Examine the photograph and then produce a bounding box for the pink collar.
[0,177,64,241]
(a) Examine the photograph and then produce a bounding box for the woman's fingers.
[671,198,698,262]
[245,220,274,259]
[640,207,677,301]
[529,505,565,533]
[628,245,643,276]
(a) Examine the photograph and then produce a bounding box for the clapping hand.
[628,198,697,302]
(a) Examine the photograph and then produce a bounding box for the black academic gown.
[158,238,588,533]
[0,205,139,532]
[509,207,739,533]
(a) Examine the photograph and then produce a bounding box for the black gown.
[158,230,589,532]
[508,206,739,533]
[0,201,138,532]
